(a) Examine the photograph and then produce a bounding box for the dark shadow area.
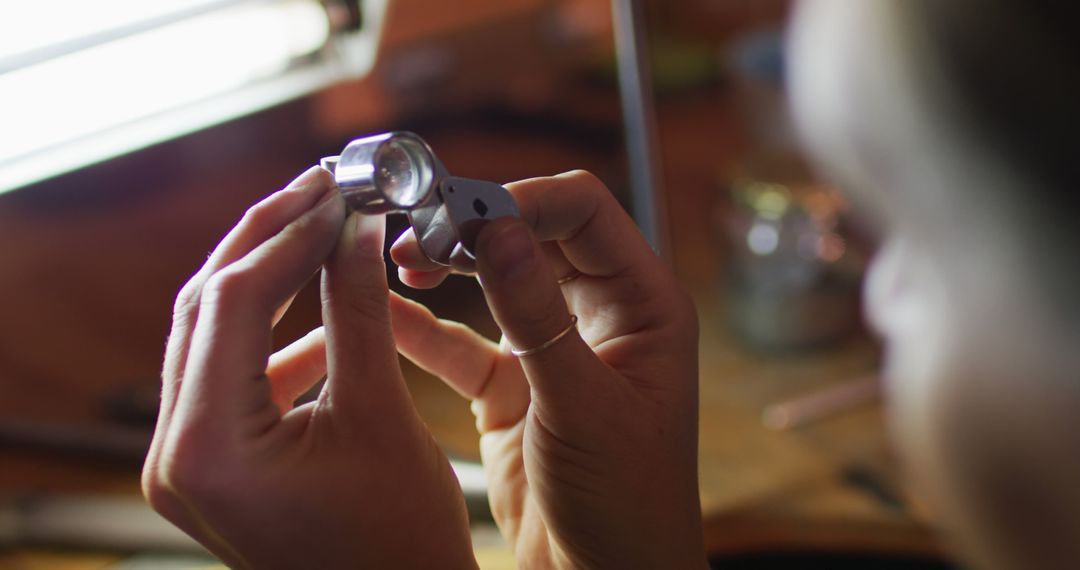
[710,552,960,570]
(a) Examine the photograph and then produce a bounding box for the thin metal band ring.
[510,315,579,357]
[557,271,582,285]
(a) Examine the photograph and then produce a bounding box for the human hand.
[390,171,706,569]
[142,167,477,569]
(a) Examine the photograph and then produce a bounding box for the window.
[0,0,386,193]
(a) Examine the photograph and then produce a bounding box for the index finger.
[391,170,662,281]
[173,192,346,435]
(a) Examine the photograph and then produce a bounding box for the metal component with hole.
[320,131,519,265]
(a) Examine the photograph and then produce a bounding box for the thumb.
[475,217,604,401]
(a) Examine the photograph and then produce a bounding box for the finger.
[389,227,444,271]
[397,266,452,289]
[205,167,333,275]
[392,232,571,288]
[540,240,576,283]
[506,170,662,279]
[391,170,659,285]
[508,171,687,350]
[389,292,501,397]
[474,217,608,401]
[161,166,330,407]
[321,213,411,421]
[174,191,345,434]
[389,227,486,277]
[149,168,331,475]
[389,293,530,431]
[390,228,453,288]
[266,327,327,413]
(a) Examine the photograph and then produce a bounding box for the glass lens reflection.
[374,137,432,207]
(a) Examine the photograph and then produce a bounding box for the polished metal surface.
[612,0,669,258]
[325,131,438,214]
[322,131,519,265]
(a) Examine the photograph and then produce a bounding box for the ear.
[864,236,926,340]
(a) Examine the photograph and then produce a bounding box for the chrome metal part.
[321,131,519,265]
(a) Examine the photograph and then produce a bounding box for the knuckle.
[158,434,229,508]
[239,200,275,231]
[171,273,204,320]
[564,169,603,188]
[443,319,473,339]
[349,233,385,265]
[278,204,344,256]
[200,267,252,310]
[142,427,226,515]
[280,210,317,236]
[324,286,391,329]
[140,463,162,502]
[165,463,210,502]
[561,168,604,185]
[553,170,615,232]
[563,169,611,200]
[141,468,177,515]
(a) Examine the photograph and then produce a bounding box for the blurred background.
[0,1,953,568]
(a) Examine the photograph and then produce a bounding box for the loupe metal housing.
[321,132,519,266]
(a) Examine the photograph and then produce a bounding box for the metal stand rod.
[612,0,669,259]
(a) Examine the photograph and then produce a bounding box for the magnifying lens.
[320,131,520,266]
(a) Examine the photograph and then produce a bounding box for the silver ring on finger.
[510,315,579,357]
[557,271,582,285]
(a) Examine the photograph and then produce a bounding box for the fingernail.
[480,219,534,280]
[389,227,415,253]
[289,166,330,199]
[389,228,423,267]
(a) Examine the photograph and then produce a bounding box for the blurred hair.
[899,0,1079,322]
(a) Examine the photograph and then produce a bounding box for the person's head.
[786,2,1080,568]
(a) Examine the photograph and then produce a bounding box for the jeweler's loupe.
[320,132,520,266]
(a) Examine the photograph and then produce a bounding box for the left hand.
[142,167,478,569]
[388,171,706,569]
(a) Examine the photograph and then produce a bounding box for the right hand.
[389,170,707,569]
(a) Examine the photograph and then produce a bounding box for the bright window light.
[0,0,330,166]
[0,0,387,193]
[0,0,231,69]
